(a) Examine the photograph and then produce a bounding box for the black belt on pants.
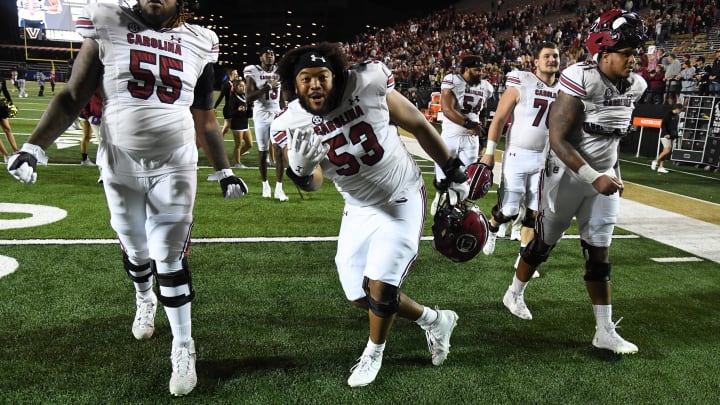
[583,122,629,137]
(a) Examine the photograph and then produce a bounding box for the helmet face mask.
[432,197,489,263]
[586,9,647,55]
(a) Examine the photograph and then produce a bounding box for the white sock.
[275,182,283,191]
[510,274,528,295]
[415,306,439,329]
[365,337,385,355]
[263,180,270,187]
[593,304,612,328]
[166,303,192,345]
[135,281,154,301]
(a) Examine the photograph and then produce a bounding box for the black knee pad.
[151,257,195,308]
[521,210,536,228]
[491,203,518,225]
[521,238,553,267]
[584,261,612,282]
[122,251,152,283]
[362,277,400,318]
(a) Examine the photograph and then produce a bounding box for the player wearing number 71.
[5,0,248,397]
[479,41,560,269]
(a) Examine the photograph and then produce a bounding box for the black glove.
[442,157,468,183]
[7,143,48,184]
[439,157,469,205]
[463,118,480,129]
[215,169,248,198]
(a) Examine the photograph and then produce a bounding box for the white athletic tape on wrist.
[485,140,497,155]
[577,164,602,184]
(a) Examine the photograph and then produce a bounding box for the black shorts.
[230,115,249,131]
[0,103,9,120]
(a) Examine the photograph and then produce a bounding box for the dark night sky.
[1,1,457,68]
[200,0,457,67]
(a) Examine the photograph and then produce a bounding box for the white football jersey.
[504,70,559,152]
[243,64,281,113]
[557,62,647,171]
[440,73,494,135]
[76,3,219,152]
[271,61,422,206]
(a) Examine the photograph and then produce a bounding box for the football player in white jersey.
[430,55,494,214]
[270,42,469,387]
[244,46,288,201]
[480,42,561,277]
[7,0,248,396]
[501,9,647,355]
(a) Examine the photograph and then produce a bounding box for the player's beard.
[139,3,177,29]
[299,89,337,115]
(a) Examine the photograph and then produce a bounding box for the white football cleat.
[169,339,197,396]
[503,288,532,320]
[274,185,289,202]
[592,318,638,354]
[482,231,497,255]
[132,293,157,340]
[262,182,272,198]
[425,308,459,366]
[650,160,658,171]
[347,347,383,387]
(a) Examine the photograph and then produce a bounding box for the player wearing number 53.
[270,42,469,387]
[6,0,247,397]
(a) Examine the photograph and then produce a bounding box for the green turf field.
[1,83,719,403]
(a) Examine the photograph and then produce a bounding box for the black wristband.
[463,118,479,129]
[285,167,313,188]
[441,157,468,183]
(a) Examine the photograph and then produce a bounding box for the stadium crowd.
[330,0,720,107]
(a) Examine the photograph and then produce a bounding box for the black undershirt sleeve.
[192,63,215,110]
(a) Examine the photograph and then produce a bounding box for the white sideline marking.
[651,257,704,263]
[0,234,640,245]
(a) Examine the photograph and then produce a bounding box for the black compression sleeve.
[192,63,215,110]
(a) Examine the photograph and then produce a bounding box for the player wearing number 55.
[6,0,248,397]
[270,42,470,387]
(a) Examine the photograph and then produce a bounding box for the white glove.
[447,181,470,206]
[440,157,469,206]
[7,143,48,184]
[287,127,329,177]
